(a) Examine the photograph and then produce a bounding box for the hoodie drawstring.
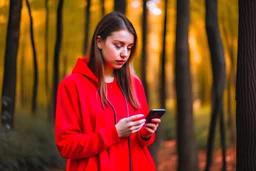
[106,86,133,171]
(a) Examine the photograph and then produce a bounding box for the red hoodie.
[55,58,156,171]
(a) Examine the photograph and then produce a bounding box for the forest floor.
[50,140,236,171]
[158,140,236,171]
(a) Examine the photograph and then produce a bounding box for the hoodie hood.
[72,57,98,84]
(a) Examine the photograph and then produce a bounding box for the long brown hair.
[88,11,139,109]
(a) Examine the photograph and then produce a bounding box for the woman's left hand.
[140,118,161,139]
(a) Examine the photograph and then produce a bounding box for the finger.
[131,123,144,131]
[144,126,158,133]
[128,120,145,129]
[143,127,154,134]
[134,119,146,125]
[128,119,146,128]
[131,125,144,133]
[144,123,158,128]
[127,114,144,122]
[144,126,156,132]
[151,118,161,123]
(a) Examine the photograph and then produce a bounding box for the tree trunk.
[20,36,25,107]
[160,0,168,111]
[236,0,256,170]
[198,66,208,106]
[52,0,64,120]
[141,0,148,99]
[101,0,105,16]
[45,0,49,107]
[175,0,199,170]
[114,0,126,14]
[204,0,227,170]
[205,0,227,170]
[148,0,168,166]
[83,0,91,56]
[25,0,38,114]
[1,0,22,130]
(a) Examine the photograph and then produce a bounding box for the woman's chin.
[113,65,124,69]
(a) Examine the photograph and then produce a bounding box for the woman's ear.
[96,36,103,49]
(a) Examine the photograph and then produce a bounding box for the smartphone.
[145,109,166,123]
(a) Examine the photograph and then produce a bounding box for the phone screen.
[145,109,166,123]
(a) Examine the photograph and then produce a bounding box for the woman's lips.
[116,60,125,65]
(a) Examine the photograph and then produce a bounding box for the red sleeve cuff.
[137,131,155,146]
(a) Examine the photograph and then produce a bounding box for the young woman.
[55,11,161,171]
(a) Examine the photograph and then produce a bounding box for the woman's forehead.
[108,30,134,44]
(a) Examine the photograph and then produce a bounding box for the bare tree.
[52,0,64,119]
[20,35,25,107]
[114,0,126,14]
[141,0,148,98]
[25,0,38,114]
[198,66,209,106]
[1,0,22,130]
[101,0,105,16]
[175,0,199,170]
[204,0,227,170]
[83,0,91,56]
[148,0,168,166]
[160,0,168,112]
[45,0,50,106]
[236,0,256,170]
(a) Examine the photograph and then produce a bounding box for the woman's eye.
[115,44,121,49]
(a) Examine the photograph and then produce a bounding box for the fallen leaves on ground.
[158,140,236,171]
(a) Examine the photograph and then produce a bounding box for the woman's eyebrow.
[113,40,134,46]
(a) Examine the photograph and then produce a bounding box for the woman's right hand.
[115,114,146,137]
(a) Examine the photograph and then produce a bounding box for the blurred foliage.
[194,106,232,150]
[0,106,232,169]
[0,110,65,170]
[162,106,232,150]
[0,0,238,109]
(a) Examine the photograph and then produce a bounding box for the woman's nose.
[121,48,128,58]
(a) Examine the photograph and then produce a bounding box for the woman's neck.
[105,75,115,83]
[104,66,114,83]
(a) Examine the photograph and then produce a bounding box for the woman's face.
[97,29,134,75]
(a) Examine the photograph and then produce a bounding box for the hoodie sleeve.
[134,77,155,146]
[55,77,120,159]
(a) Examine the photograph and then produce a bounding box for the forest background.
[0,0,238,170]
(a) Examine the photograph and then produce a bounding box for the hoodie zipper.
[106,89,132,171]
